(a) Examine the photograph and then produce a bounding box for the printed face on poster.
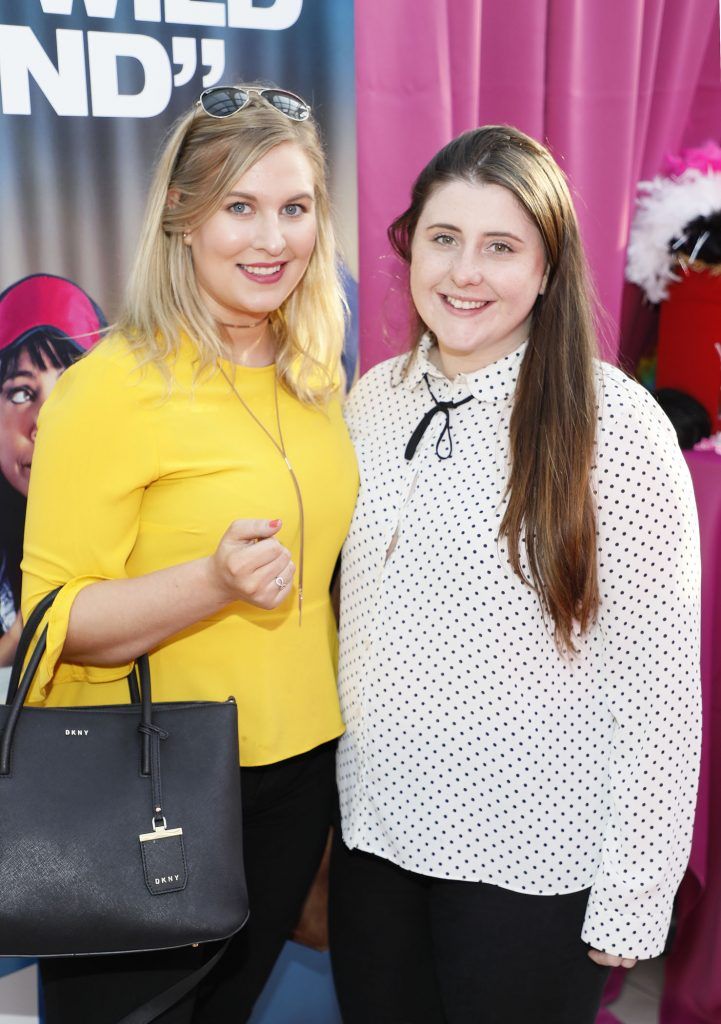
[0,0,357,671]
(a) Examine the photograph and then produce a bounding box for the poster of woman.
[0,273,105,665]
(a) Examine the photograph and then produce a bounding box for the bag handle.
[4,587,60,705]
[0,590,154,778]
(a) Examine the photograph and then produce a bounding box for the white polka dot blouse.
[337,334,701,960]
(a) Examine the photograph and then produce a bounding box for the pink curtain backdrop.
[355,0,721,372]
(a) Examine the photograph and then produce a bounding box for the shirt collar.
[397,332,528,404]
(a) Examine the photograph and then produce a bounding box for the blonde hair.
[117,86,346,403]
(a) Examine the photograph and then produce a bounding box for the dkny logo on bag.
[65,729,89,736]
[155,875,181,885]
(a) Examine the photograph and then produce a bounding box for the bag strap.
[4,588,60,704]
[116,937,233,1024]
[0,625,50,774]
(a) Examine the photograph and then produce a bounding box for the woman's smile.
[236,261,289,284]
[439,293,493,314]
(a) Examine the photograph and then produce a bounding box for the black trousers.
[329,833,610,1024]
[41,740,336,1024]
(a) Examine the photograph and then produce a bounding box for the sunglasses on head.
[197,86,311,122]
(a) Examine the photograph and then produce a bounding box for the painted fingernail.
[269,519,282,528]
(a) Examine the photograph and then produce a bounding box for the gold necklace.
[218,362,305,625]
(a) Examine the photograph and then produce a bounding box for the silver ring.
[275,576,286,589]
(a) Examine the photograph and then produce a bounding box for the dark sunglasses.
[197,86,311,122]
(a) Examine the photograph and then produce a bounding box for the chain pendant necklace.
[218,362,305,625]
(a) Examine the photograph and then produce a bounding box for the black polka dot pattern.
[337,334,701,960]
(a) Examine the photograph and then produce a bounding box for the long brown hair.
[389,125,599,652]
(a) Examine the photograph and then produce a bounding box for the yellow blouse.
[21,334,359,766]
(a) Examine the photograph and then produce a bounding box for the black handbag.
[0,589,249,1021]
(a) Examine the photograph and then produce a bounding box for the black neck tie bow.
[404,374,474,461]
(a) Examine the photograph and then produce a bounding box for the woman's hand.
[208,518,296,610]
[63,518,296,666]
[588,948,638,969]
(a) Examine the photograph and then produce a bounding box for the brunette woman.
[330,125,700,1024]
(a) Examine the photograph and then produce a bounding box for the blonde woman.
[22,85,358,1024]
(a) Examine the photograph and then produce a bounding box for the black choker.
[219,316,269,329]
